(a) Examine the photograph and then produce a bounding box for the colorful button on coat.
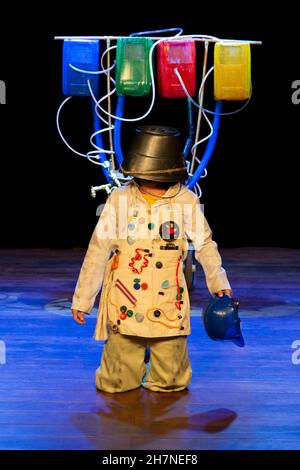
[127,236,136,245]
[135,313,144,323]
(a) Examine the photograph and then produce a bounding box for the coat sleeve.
[71,191,118,314]
[183,191,231,295]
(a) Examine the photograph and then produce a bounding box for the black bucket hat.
[120,125,188,183]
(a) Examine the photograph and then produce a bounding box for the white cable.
[95,90,116,126]
[190,110,213,152]
[196,182,202,198]
[92,46,117,129]
[85,45,122,184]
[92,39,159,122]
[194,153,209,177]
[86,151,110,166]
[90,126,115,154]
[130,27,183,37]
[175,66,212,114]
[92,83,116,126]
[92,33,221,123]
[176,65,214,183]
[190,68,214,174]
[100,45,117,85]
[175,66,252,116]
[56,95,115,166]
[56,98,113,168]
[198,66,214,99]
[68,61,116,74]
[56,47,119,162]
[56,96,94,158]
[86,46,121,180]
[58,32,247,176]
[87,47,118,159]
[192,181,202,198]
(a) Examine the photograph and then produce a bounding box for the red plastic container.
[157,40,196,98]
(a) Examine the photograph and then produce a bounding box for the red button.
[120,312,127,320]
[141,282,148,290]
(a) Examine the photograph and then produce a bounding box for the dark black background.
[0,4,299,249]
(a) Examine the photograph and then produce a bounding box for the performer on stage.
[71,126,232,393]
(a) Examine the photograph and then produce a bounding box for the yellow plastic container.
[214,43,251,101]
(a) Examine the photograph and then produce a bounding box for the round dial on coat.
[159,220,180,241]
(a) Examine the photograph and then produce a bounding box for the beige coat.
[72,180,231,341]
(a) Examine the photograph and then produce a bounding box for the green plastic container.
[116,38,153,96]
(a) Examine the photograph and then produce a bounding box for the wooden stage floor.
[0,247,299,450]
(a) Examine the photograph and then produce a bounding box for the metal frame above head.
[54,35,262,45]
[55,31,262,198]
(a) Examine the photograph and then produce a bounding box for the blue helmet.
[202,294,245,347]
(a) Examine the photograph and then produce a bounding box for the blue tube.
[183,99,195,159]
[187,101,222,190]
[91,100,112,183]
[113,96,125,166]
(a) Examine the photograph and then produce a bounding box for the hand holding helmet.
[202,293,245,347]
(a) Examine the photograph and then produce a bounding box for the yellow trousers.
[95,328,192,393]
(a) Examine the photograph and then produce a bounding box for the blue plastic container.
[62,40,100,96]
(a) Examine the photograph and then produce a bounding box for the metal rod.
[190,41,209,175]
[106,39,114,169]
[54,35,262,45]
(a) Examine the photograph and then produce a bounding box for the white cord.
[59,32,250,182]
[56,98,113,167]
[92,82,116,126]
[92,39,159,122]
[196,182,202,198]
[93,46,117,128]
[179,65,214,182]
[192,182,202,198]
[86,152,109,166]
[90,126,115,154]
[56,96,91,158]
[56,50,118,162]
[130,27,183,37]
[92,33,221,123]
[68,61,116,75]
[190,110,213,153]
[100,45,117,85]
[175,65,252,116]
